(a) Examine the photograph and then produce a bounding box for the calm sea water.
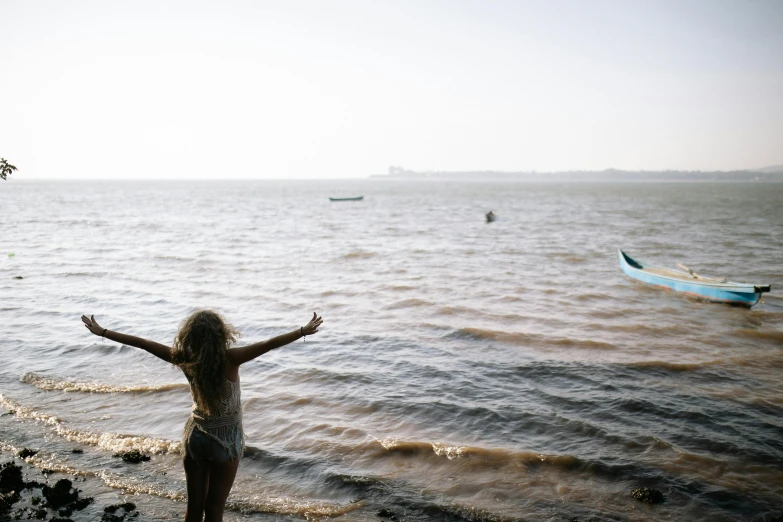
[1,180,781,521]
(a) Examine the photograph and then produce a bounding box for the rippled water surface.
[1,180,782,521]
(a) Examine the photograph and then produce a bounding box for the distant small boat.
[485,212,496,223]
[618,250,770,307]
[329,196,364,201]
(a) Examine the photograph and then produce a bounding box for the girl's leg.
[203,457,239,522]
[183,457,210,522]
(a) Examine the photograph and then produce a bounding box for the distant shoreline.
[371,168,783,183]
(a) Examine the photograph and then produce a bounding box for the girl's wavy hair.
[171,310,240,416]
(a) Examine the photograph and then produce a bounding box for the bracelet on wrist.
[101,328,107,338]
[301,326,305,341]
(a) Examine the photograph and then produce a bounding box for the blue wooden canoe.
[618,250,770,307]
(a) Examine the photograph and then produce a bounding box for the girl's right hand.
[302,312,323,336]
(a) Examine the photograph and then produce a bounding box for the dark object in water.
[631,487,664,504]
[71,449,84,454]
[329,196,364,201]
[485,211,496,223]
[13,276,23,279]
[17,448,37,459]
[112,450,150,463]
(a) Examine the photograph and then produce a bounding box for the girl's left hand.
[81,314,104,336]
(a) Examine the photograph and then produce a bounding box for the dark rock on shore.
[112,450,150,463]
[631,487,664,504]
[1,490,20,509]
[18,448,38,459]
[102,501,139,521]
[104,502,136,513]
[376,508,398,520]
[0,460,96,519]
[42,479,80,508]
[1,461,25,491]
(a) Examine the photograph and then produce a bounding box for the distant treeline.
[375,167,783,182]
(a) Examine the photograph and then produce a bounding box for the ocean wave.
[386,298,433,309]
[451,327,616,350]
[661,446,783,498]
[338,250,377,260]
[435,305,480,316]
[546,252,588,264]
[0,394,180,455]
[725,355,783,370]
[734,329,783,343]
[370,437,581,470]
[55,271,109,277]
[325,469,526,522]
[1,443,186,502]
[228,495,360,517]
[587,322,692,336]
[21,372,189,393]
[495,295,523,303]
[386,285,417,291]
[628,360,714,372]
[364,432,771,493]
[319,289,359,297]
[0,440,97,479]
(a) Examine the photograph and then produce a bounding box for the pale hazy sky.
[2,0,782,179]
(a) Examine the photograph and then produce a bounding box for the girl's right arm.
[81,314,172,363]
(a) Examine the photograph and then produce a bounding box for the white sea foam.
[0,394,180,455]
[21,372,188,393]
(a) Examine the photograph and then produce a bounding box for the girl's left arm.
[81,314,172,363]
[228,312,323,366]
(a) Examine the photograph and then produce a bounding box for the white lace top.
[182,378,244,460]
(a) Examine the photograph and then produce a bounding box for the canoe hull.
[618,250,768,307]
[329,196,364,201]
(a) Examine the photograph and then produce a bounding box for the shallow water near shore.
[1,180,782,521]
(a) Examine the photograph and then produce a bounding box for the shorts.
[184,428,242,463]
